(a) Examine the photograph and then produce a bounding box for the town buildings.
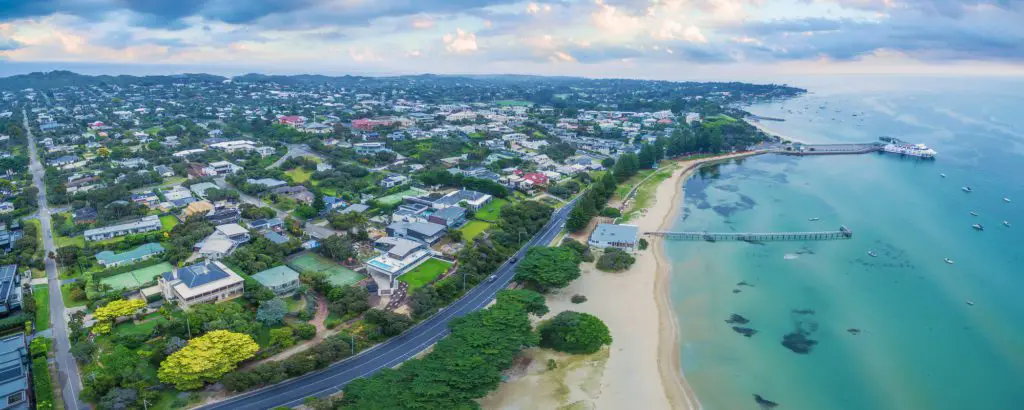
[159,261,245,309]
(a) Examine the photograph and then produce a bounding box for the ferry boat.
[882,142,937,158]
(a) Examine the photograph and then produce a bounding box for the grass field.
[32,285,50,331]
[376,187,427,206]
[474,198,508,222]
[399,258,453,292]
[621,163,678,222]
[54,234,85,248]
[285,167,314,183]
[61,283,88,308]
[100,262,174,290]
[159,215,178,231]
[111,313,166,337]
[289,253,364,287]
[459,220,491,242]
[613,169,655,200]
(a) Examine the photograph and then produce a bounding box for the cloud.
[410,16,435,30]
[0,36,22,51]
[443,29,478,53]
[348,46,381,62]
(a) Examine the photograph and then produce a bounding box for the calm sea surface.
[666,76,1024,410]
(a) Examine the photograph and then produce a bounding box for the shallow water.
[665,77,1024,410]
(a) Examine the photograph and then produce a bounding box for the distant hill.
[0,70,227,91]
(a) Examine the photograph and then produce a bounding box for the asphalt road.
[199,197,577,410]
[23,110,88,410]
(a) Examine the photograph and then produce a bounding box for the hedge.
[32,357,54,409]
[91,258,167,280]
[0,313,28,334]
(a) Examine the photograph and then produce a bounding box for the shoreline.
[644,151,765,409]
[745,118,809,145]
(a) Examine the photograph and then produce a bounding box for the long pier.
[647,226,853,242]
[772,143,881,156]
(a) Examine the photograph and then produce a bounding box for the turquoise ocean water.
[666,76,1024,410]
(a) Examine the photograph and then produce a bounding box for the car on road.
[487,274,497,282]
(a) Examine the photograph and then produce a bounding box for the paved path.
[198,197,578,410]
[24,110,88,410]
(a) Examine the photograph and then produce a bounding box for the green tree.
[317,235,356,262]
[269,327,296,348]
[539,311,612,354]
[256,299,287,326]
[514,246,581,291]
[596,248,636,272]
[496,289,549,316]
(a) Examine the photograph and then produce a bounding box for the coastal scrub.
[539,311,613,355]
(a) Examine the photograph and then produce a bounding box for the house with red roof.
[279,116,305,126]
[522,172,549,186]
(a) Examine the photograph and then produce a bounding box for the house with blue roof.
[0,333,30,409]
[251,266,300,296]
[158,261,244,309]
[0,265,21,317]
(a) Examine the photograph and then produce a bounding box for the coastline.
[745,118,809,145]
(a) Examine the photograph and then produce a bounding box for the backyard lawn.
[288,252,364,287]
[159,215,178,231]
[100,262,174,291]
[32,285,50,331]
[54,234,85,248]
[459,221,491,242]
[474,198,509,222]
[285,167,313,183]
[111,313,167,337]
[61,283,88,308]
[399,258,453,292]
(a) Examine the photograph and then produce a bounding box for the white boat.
[944,258,955,265]
[1005,197,1012,203]
[940,173,946,178]
[882,142,937,158]
[808,217,820,221]
[1004,221,1011,227]
[867,250,877,257]
[962,186,973,193]
[972,224,984,231]
[970,211,978,216]
[966,300,974,306]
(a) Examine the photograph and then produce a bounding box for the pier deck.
[647,226,853,242]
[772,143,881,156]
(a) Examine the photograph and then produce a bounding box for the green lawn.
[494,100,533,107]
[613,169,655,200]
[100,262,174,291]
[474,198,509,222]
[61,283,88,308]
[288,253,365,287]
[285,167,313,183]
[284,294,307,313]
[159,215,178,231]
[54,234,85,248]
[111,314,166,337]
[399,258,453,292]
[459,220,491,242]
[32,286,50,331]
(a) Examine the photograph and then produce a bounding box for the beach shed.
[252,265,301,296]
[588,223,640,252]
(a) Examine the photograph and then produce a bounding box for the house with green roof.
[251,265,300,296]
[95,243,166,268]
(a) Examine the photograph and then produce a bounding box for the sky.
[0,0,1022,80]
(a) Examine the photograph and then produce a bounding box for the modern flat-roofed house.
[386,221,447,245]
[189,182,219,199]
[353,142,387,155]
[251,266,300,296]
[159,261,244,309]
[588,223,639,252]
[204,161,242,176]
[72,207,98,225]
[0,266,21,317]
[0,333,30,409]
[432,189,492,210]
[367,237,432,293]
[95,243,165,268]
[247,218,284,232]
[83,215,162,242]
[427,206,466,228]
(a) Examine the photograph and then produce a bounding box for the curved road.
[199,198,576,410]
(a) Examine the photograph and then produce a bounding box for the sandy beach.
[481,151,760,410]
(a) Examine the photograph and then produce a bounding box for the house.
[353,142,387,155]
[162,186,193,202]
[0,203,12,214]
[47,155,78,167]
[95,243,165,268]
[272,185,314,204]
[214,223,251,244]
[522,172,550,187]
[588,223,639,252]
[247,178,287,190]
[386,221,447,245]
[427,206,467,228]
[380,174,407,189]
[322,197,347,213]
[0,265,21,316]
[159,262,244,309]
[204,161,242,176]
[189,182,219,199]
[154,165,175,177]
[131,192,159,207]
[182,200,214,218]
[83,215,162,242]
[113,158,149,169]
[367,237,432,290]
[0,333,30,409]
[247,218,283,232]
[341,204,369,214]
[278,115,305,126]
[432,189,492,210]
[301,123,332,134]
[251,266,301,296]
[263,231,290,245]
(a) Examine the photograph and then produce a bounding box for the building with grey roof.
[95,243,165,267]
[588,223,639,252]
[159,261,244,309]
[432,189,492,210]
[83,215,162,242]
[0,266,21,317]
[386,221,447,245]
[0,333,29,409]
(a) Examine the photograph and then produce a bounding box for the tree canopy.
[539,311,613,354]
[514,246,581,291]
[157,330,259,390]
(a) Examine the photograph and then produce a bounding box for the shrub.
[32,357,54,409]
[539,311,612,355]
[570,294,587,304]
[293,323,317,340]
[324,317,342,329]
[638,238,649,250]
[596,248,636,272]
[599,207,621,218]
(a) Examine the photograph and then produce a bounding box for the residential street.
[23,110,88,410]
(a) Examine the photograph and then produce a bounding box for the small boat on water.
[1004,221,1011,227]
[944,258,955,265]
[1005,197,1012,203]
[940,173,946,178]
[808,217,820,221]
[972,224,984,231]
[970,211,978,216]
[962,186,973,193]
[966,300,975,306]
[867,250,877,257]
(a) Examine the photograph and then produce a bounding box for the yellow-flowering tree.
[158,330,259,390]
[92,299,146,334]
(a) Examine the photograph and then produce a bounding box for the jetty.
[647,226,853,242]
[772,143,882,156]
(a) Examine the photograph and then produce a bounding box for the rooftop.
[251,265,300,288]
[95,243,165,265]
[590,223,639,244]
